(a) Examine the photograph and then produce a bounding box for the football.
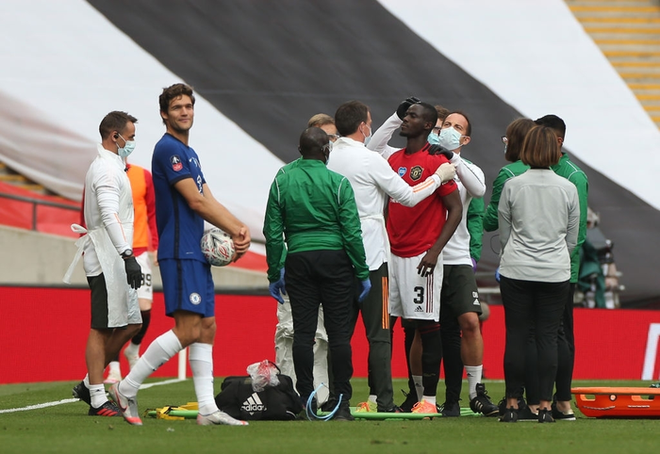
[200,228,235,267]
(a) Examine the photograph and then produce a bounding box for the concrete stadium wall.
[0,225,268,290]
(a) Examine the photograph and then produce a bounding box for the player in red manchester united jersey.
[386,102,462,414]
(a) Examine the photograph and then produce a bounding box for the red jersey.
[386,144,458,257]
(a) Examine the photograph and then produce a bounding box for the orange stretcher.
[572,387,660,418]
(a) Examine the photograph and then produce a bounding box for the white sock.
[466,365,483,400]
[89,384,106,408]
[422,395,436,405]
[108,361,121,374]
[121,330,182,398]
[189,343,218,416]
[368,394,377,404]
[125,342,140,358]
[412,375,424,401]
[83,375,90,388]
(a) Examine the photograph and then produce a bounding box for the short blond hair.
[307,113,335,128]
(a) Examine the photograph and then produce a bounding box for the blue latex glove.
[358,278,372,303]
[495,267,501,283]
[269,269,287,304]
[471,258,477,272]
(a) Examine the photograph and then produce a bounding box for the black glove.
[124,256,143,290]
[428,144,454,161]
[396,96,421,120]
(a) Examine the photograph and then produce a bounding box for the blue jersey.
[151,133,206,262]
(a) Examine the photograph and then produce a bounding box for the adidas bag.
[214,374,303,420]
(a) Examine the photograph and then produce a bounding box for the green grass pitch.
[2,378,660,454]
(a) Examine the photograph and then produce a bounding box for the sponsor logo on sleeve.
[170,155,183,171]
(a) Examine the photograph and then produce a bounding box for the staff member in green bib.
[264,127,370,421]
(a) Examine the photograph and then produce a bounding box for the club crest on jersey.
[410,165,423,181]
[170,155,183,171]
[398,167,407,177]
[189,292,201,305]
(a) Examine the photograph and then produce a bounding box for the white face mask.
[438,127,462,151]
[322,143,331,165]
[117,134,136,158]
[362,124,372,146]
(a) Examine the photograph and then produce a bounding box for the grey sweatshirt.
[498,169,580,282]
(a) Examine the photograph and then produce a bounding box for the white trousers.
[274,297,329,404]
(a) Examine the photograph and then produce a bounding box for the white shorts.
[135,251,153,301]
[389,252,443,322]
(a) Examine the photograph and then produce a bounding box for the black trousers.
[524,283,576,405]
[349,263,394,411]
[555,283,576,401]
[500,276,568,402]
[286,250,354,404]
[439,306,463,403]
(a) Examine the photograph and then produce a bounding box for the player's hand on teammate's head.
[396,96,421,120]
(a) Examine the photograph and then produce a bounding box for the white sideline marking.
[0,378,185,414]
[0,398,79,414]
[140,378,184,390]
[642,323,660,380]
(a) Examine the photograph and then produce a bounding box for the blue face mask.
[438,127,462,151]
[428,132,440,145]
[117,134,136,158]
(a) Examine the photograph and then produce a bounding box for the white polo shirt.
[327,137,440,271]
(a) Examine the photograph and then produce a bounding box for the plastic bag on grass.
[247,360,280,392]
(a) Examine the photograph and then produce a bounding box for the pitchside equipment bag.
[215,374,303,420]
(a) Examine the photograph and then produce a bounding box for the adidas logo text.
[241,392,266,415]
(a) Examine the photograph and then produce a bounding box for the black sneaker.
[469,383,499,416]
[88,400,122,417]
[518,405,539,421]
[499,407,518,423]
[332,403,355,421]
[551,401,576,421]
[320,396,337,412]
[72,380,91,406]
[497,397,506,416]
[498,395,526,416]
[399,390,418,413]
[301,395,318,417]
[538,408,555,423]
[438,401,460,417]
[384,405,402,413]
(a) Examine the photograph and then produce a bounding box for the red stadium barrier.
[0,181,80,238]
[1,286,659,384]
